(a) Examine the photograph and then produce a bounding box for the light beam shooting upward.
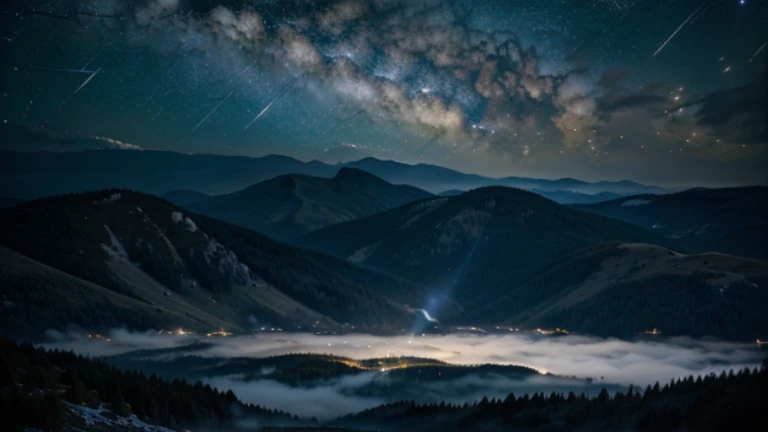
[245,76,301,130]
[193,89,235,132]
[417,309,439,323]
[653,3,705,57]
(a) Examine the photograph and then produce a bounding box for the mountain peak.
[334,167,381,181]
[355,157,385,163]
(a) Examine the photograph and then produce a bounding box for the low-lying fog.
[44,331,765,420]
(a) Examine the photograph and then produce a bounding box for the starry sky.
[1,0,766,187]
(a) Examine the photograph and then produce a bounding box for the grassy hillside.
[297,186,664,309]
[0,190,427,338]
[469,243,768,340]
[0,246,221,340]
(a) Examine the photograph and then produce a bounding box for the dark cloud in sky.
[1,0,766,185]
[686,75,767,145]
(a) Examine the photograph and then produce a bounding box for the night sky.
[1,0,766,187]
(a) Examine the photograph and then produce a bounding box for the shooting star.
[82,53,99,71]
[653,3,705,57]
[230,60,257,84]
[245,76,300,130]
[72,68,101,95]
[193,89,235,131]
[749,42,766,63]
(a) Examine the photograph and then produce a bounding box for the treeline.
[340,358,768,431]
[539,274,768,340]
[0,340,300,431]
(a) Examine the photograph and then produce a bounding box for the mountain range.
[0,190,435,339]
[2,186,766,341]
[467,242,768,339]
[174,168,432,239]
[293,186,768,338]
[296,186,664,306]
[574,186,768,260]
[0,149,669,202]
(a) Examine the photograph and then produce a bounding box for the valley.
[3,0,767,429]
[1,154,766,432]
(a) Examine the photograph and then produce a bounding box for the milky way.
[0,0,766,186]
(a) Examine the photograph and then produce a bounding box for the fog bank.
[44,331,764,385]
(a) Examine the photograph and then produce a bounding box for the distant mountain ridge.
[180,168,433,239]
[0,149,669,202]
[574,186,768,259]
[344,157,669,195]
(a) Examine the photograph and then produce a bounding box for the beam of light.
[72,68,101,95]
[244,76,300,130]
[653,3,705,57]
[192,89,235,132]
[417,309,439,323]
[749,42,767,63]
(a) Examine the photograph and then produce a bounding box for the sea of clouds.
[44,330,764,420]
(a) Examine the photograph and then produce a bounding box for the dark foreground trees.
[0,339,299,431]
[341,357,768,432]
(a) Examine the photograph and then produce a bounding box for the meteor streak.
[193,89,235,131]
[72,68,100,95]
[653,3,705,57]
[749,42,766,63]
[245,76,300,130]
[232,60,257,83]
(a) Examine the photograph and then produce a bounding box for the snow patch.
[171,211,199,232]
[95,193,121,204]
[65,402,173,432]
[621,199,651,207]
[204,238,266,287]
[347,243,378,264]
[91,135,144,151]
[142,215,185,266]
[103,225,129,260]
